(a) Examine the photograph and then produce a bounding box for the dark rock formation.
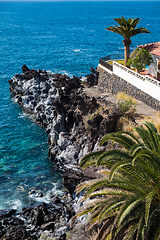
[7,65,119,239]
[0,197,74,240]
[8,65,119,190]
[85,67,99,86]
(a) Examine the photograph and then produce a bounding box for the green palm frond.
[130,143,147,156]
[79,150,105,168]
[134,121,160,152]
[89,188,129,198]
[99,199,125,223]
[117,195,144,227]
[117,130,140,142]
[76,178,102,194]
[134,126,153,149]
[100,132,137,150]
[76,121,160,240]
[84,178,110,198]
[145,186,159,226]
[132,149,160,174]
[143,121,160,152]
[109,160,132,181]
[97,149,133,167]
[106,16,150,39]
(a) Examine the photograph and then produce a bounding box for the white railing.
[145,75,160,86]
[113,62,146,81]
[113,62,160,101]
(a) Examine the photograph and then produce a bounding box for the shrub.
[127,48,153,73]
[118,99,136,116]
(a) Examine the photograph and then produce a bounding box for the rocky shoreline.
[3,65,119,239]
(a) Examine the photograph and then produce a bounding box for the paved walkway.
[83,86,157,118]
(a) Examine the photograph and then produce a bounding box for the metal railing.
[99,54,124,72]
[99,58,113,71]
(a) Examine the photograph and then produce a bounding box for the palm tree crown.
[77,122,160,240]
[106,17,150,67]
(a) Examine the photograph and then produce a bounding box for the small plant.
[39,234,56,240]
[116,92,137,116]
[88,113,95,121]
[84,106,105,131]
[118,99,136,116]
[116,92,137,131]
[84,114,94,130]
[66,232,71,240]
[116,92,137,103]
[123,121,135,132]
[117,116,135,132]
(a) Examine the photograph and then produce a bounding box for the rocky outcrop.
[7,65,118,239]
[85,67,99,86]
[0,196,74,240]
[8,65,118,191]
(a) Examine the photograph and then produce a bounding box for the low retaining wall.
[97,65,160,111]
[113,62,160,102]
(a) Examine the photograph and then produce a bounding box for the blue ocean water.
[0,1,160,210]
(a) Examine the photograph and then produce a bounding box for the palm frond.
[106,16,149,39]
[97,149,132,167]
[118,196,144,227]
[77,121,160,240]
[100,132,136,150]
[109,160,131,181]
[145,186,159,226]
[132,149,160,174]
[99,199,125,223]
[79,150,105,168]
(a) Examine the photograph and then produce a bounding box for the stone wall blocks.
[97,66,160,111]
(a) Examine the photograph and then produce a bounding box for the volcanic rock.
[7,65,119,239]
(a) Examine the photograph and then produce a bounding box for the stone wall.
[97,65,160,111]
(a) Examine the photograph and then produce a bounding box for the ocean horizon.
[0,0,160,210]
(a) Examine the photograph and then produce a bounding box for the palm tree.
[106,17,150,67]
[77,122,160,240]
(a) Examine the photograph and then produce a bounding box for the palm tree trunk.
[123,38,132,67]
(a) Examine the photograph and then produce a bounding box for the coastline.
[4,65,117,239]
[2,65,159,239]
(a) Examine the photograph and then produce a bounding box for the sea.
[0,0,160,211]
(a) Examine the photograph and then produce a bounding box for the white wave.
[47,69,73,78]
[74,49,80,52]
[29,183,64,203]
[61,71,73,78]
[80,76,87,82]
[47,70,56,75]
[18,112,28,119]
[0,199,23,211]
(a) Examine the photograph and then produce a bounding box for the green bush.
[127,48,153,72]
[118,99,136,116]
